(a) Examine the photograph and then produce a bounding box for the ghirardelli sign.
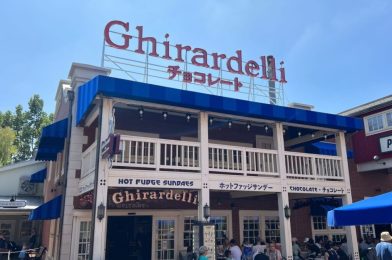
[108,188,198,209]
[104,20,287,92]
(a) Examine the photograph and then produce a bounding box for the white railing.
[284,151,343,180]
[81,142,97,179]
[112,135,200,171]
[109,135,345,182]
[208,144,279,177]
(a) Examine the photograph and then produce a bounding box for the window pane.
[386,112,392,127]
[265,217,280,243]
[77,221,91,259]
[367,115,384,132]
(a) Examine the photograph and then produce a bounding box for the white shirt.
[230,245,242,260]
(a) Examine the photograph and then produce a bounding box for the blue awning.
[305,142,353,159]
[29,168,47,183]
[35,118,68,161]
[28,195,62,221]
[327,191,392,227]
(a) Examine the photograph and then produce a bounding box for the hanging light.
[209,117,214,125]
[264,125,269,132]
[324,134,328,139]
[138,107,144,120]
[246,122,251,131]
[283,129,286,134]
[311,133,315,138]
[162,111,168,120]
[97,203,106,221]
[298,131,302,137]
[186,113,191,123]
[228,120,232,128]
[203,203,210,221]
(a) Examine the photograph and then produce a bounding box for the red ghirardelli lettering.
[104,20,287,83]
[104,20,132,49]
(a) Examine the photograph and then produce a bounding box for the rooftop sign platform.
[77,75,363,132]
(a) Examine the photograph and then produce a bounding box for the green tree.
[0,127,16,166]
[0,94,53,164]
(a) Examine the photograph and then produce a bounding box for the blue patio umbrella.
[327,191,392,227]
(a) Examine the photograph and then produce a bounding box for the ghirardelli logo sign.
[109,189,198,209]
[104,20,287,92]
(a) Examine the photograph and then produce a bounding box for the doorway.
[106,216,152,260]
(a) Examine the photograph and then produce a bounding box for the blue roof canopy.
[327,191,392,226]
[305,142,353,159]
[77,76,363,132]
[28,195,62,221]
[35,118,68,161]
[29,168,47,183]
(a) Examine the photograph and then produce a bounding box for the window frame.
[364,109,392,136]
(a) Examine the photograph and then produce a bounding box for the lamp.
[203,203,210,221]
[97,203,105,221]
[162,111,168,120]
[138,107,144,120]
[284,205,291,219]
[373,155,386,165]
[186,113,191,123]
[246,122,251,131]
[228,120,232,128]
[209,117,214,125]
[264,125,269,132]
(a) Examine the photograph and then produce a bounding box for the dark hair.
[230,239,236,245]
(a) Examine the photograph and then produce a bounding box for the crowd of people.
[192,231,392,260]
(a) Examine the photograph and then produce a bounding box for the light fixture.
[138,107,144,120]
[162,111,168,120]
[283,129,286,134]
[228,120,232,128]
[209,117,214,125]
[324,134,328,139]
[203,203,210,221]
[298,131,302,137]
[246,122,251,131]
[264,125,269,132]
[186,113,191,123]
[373,155,386,165]
[97,202,106,221]
[311,133,315,138]
[284,205,291,219]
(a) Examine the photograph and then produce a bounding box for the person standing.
[375,231,392,260]
[229,239,242,260]
[198,246,209,260]
[268,242,282,260]
[28,229,37,249]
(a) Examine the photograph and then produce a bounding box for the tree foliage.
[0,95,53,164]
[0,127,16,166]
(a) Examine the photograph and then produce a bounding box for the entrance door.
[154,218,176,260]
[106,216,152,260]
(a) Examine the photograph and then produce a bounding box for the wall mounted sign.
[379,135,392,153]
[108,176,200,189]
[209,180,280,192]
[288,185,345,194]
[0,200,26,208]
[108,189,198,209]
[101,134,121,159]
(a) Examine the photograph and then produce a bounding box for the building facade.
[0,159,45,247]
[341,96,392,239]
[32,63,365,260]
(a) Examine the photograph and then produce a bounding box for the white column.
[336,132,359,260]
[274,123,293,260]
[198,112,210,221]
[92,99,112,260]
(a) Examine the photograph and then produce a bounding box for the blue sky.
[0,1,391,114]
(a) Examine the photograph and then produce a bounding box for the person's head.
[230,239,237,246]
[199,246,208,256]
[292,237,298,245]
[380,231,392,242]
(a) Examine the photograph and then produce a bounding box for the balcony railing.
[107,135,344,181]
[81,142,97,179]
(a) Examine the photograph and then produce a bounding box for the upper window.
[364,109,392,135]
[367,115,383,132]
